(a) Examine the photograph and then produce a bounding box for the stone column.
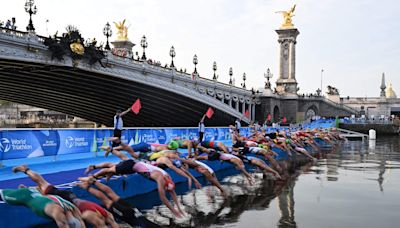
[275,28,299,94]
[289,41,296,79]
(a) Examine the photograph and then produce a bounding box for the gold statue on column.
[114,19,129,41]
[276,4,296,29]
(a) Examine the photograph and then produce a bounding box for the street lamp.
[103,22,112,51]
[140,35,148,60]
[241,72,246,89]
[229,67,233,85]
[212,61,218,80]
[320,69,324,95]
[24,0,37,32]
[264,68,273,89]
[193,54,198,74]
[169,46,176,68]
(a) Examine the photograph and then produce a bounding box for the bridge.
[0,28,258,127]
[0,23,358,127]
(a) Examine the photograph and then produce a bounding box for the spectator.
[5,19,11,29]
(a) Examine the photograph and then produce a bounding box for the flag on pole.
[244,110,250,118]
[282,116,287,123]
[267,113,272,121]
[205,107,214,119]
[131,98,142,114]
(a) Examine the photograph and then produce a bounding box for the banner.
[0,127,240,160]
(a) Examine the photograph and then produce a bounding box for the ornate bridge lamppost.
[193,54,198,74]
[103,22,112,51]
[212,61,218,81]
[25,0,37,32]
[264,68,273,89]
[229,67,233,85]
[241,72,246,89]
[140,35,148,60]
[169,46,176,68]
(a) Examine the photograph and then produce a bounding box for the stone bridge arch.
[273,105,280,122]
[305,104,319,120]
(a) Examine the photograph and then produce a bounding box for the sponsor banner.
[57,130,95,155]
[0,127,238,160]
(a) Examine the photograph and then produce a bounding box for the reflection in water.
[277,177,296,228]
[126,136,400,227]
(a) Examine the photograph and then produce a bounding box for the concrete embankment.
[339,123,400,135]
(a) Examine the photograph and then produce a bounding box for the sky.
[1,0,399,97]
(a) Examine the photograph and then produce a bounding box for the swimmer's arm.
[72,207,86,228]
[105,212,119,228]
[181,168,201,189]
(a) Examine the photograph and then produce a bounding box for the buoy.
[369,129,376,140]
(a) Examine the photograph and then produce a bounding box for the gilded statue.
[276,4,296,29]
[114,19,129,41]
[70,40,85,55]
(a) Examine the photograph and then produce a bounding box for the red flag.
[267,114,272,121]
[244,110,250,118]
[131,99,141,114]
[283,117,287,123]
[205,107,214,119]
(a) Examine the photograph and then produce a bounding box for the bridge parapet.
[0,28,258,123]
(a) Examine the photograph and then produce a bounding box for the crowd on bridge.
[0,108,346,228]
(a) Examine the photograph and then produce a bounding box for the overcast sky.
[1,0,399,97]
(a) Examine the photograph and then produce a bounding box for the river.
[125,136,400,228]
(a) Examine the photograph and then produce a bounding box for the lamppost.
[320,69,324,95]
[212,61,218,81]
[264,68,273,89]
[229,67,233,85]
[241,72,246,89]
[169,46,176,68]
[103,22,112,51]
[193,54,198,74]
[24,0,37,32]
[140,35,148,60]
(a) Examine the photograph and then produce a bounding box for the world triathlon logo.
[0,138,11,152]
[65,136,74,148]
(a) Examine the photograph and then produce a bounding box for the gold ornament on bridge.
[276,4,296,29]
[114,19,129,41]
[70,40,85,55]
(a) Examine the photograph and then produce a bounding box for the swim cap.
[285,139,290,144]
[149,151,164,161]
[258,144,264,148]
[168,141,179,150]
[164,177,175,192]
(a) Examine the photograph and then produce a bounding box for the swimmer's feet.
[78,176,96,183]
[85,165,96,174]
[100,146,112,157]
[108,137,119,142]
[76,181,90,190]
[12,165,29,174]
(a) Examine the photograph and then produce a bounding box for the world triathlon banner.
[0,127,250,160]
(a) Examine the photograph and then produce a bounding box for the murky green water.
[131,137,400,228]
